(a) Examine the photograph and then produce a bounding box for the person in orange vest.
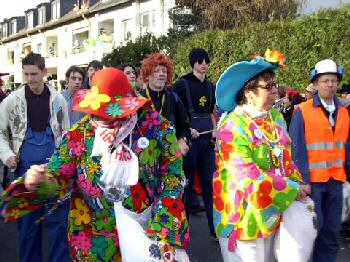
[289,59,350,262]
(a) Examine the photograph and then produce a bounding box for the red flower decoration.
[252,180,272,209]
[130,184,148,211]
[68,130,84,142]
[162,197,184,219]
[213,181,224,211]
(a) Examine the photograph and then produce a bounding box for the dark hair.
[291,93,305,106]
[22,53,45,70]
[65,66,85,81]
[189,48,210,68]
[117,63,136,72]
[87,60,103,71]
[236,70,275,105]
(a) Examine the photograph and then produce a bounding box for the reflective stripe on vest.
[306,141,345,150]
[299,99,349,183]
[309,159,344,170]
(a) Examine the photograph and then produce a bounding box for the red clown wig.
[140,53,174,86]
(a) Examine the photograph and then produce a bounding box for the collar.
[312,92,340,108]
[25,84,50,99]
[185,72,208,83]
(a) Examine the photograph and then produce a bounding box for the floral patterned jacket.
[1,109,189,261]
[214,108,302,241]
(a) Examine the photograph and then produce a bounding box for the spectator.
[61,66,86,126]
[0,52,70,262]
[84,60,103,88]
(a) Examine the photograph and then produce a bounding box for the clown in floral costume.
[1,68,189,261]
[214,50,309,261]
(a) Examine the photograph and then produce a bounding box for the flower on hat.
[79,85,111,110]
[105,102,125,117]
[253,49,287,67]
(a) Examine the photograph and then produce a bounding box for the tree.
[175,0,305,30]
[102,33,167,67]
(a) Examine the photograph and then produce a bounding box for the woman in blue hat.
[214,50,310,261]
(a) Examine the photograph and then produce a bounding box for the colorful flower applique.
[106,102,124,117]
[79,86,111,110]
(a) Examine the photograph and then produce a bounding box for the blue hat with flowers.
[216,49,286,112]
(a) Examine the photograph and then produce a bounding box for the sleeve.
[174,95,191,141]
[148,123,189,249]
[0,96,16,163]
[0,132,77,222]
[210,82,216,113]
[289,108,310,184]
[217,119,300,216]
[172,79,186,105]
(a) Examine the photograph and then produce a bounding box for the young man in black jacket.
[173,48,217,241]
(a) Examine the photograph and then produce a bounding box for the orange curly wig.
[140,53,174,86]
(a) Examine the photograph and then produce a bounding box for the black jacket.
[140,88,191,141]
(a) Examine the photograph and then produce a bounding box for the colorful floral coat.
[1,109,189,261]
[214,108,302,241]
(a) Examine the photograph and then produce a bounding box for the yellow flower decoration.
[79,85,111,110]
[70,198,91,226]
[253,49,287,67]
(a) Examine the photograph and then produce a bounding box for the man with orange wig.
[140,53,191,156]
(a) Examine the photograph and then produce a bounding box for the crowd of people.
[0,48,349,262]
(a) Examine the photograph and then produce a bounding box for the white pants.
[219,234,276,262]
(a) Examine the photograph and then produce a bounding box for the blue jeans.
[311,178,343,262]
[18,201,71,262]
[17,125,70,262]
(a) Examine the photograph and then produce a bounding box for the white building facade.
[0,0,175,89]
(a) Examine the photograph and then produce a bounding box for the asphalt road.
[0,163,349,261]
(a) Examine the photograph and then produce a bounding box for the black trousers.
[184,136,216,236]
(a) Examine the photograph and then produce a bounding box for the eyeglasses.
[197,58,210,64]
[256,82,278,90]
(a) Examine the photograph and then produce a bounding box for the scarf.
[90,115,139,202]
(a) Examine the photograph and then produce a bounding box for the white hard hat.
[310,59,343,81]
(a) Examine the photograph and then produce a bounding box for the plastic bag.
[114,202,189,262]
[274,197,317,262]
[343,182,350,222]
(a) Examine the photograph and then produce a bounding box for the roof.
[0,0,132,44]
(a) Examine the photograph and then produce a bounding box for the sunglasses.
[256,82,278,90]
[197,58,210,64]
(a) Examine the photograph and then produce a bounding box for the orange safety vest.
[299,99,349,183]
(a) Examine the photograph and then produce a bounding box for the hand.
[5,156,17,169]
[25,164,48,192]
[178,138,189,156]
[160,243,175,262]
[190,128,200,139]
[300,184,311,195]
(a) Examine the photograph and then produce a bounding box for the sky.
[1,0,350,21]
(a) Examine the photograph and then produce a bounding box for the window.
[27,12,34,29]
[121,19,132,41]
[141,11,155,34]
[38,7,46,25]
[37,43,42,54]
[2,25,7,37]
[8,50,14,64]
[10,20,16,35]
[52,0,60,20]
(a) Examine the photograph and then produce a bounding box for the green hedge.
[172,6,350,90]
